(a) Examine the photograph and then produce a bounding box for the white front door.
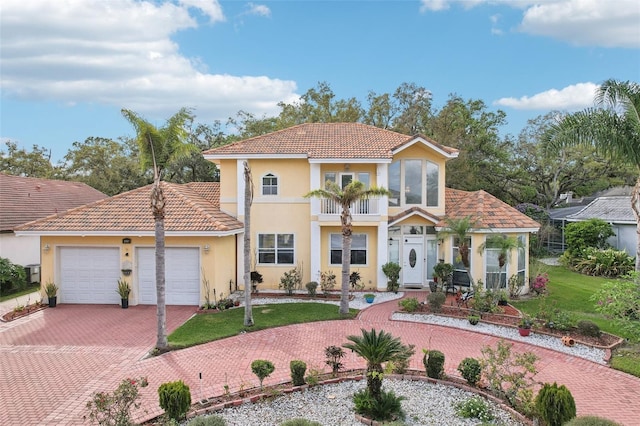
[402,236,424,286]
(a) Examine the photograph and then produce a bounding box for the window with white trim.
[517,235,526,284]
[452,237,471,287]
[330,233,367,265]
[484,237,507,290]
[258,233,294,264]
[262,173,278,195]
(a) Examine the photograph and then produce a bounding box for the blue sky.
[1,0,639,162]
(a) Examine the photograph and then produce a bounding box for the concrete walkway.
[0,294,638,425]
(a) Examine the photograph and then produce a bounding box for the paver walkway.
[1,294,638,425]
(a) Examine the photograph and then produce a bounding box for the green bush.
[391,344,415,374]
[457,357,482,386]
[289,360,307,386]
[423,349,445,379]
[426,292,446,313]
[382,262,401,293]
[352,388,405,421]
[398,297,420,312]
[158,380,191,421]
[534,382,576,426]
[279,266,302,295]
[565,219,614,255]
[305,281,318,296]
[576,320,601,338]
[564,416,622,426]
[324,345,345,376]
[454,395,494,422]
[574,248,634,278]
[187,415,227,426]
[251,359,275,389]
[279,419,322,426]
[84,376,148,426]
[592,275,640,342]
[0,257,27,294]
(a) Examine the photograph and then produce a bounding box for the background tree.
[305,181,390,314]
[121,107,196,351]
[543,79,640,269]
[0,141,62,178]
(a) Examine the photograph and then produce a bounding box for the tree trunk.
[243,162,254,326]
[151,180,168,350]
[340,204,352,315]
[632,175,640,271]
[367,364,383,401]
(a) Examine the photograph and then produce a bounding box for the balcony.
[319,198,380,216]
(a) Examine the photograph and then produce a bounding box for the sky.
[1,0,639,163]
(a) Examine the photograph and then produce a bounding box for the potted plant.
[518,315,533,336]
[45,281,59,308]
[497,290,509,306]
[116,279,131,309]
[381,262,401,293]
[363,293,376,303]
[468,314,480,325]
[250,270,263,293]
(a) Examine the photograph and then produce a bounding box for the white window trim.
[257,232,295,265]
[330,233,368,266]
[389,159,439,208]
[261,172,279,196]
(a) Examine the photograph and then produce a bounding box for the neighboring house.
[15,182,243,306]
[548,196,635,255]
[203,123,539,294]
[0,173,107,269]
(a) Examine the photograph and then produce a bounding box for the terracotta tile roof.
[0,173,107,231]
[203,123,458,159]
[441,188,540,231]
[15,182,243,234]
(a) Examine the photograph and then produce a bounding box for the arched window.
[262,173,278,195]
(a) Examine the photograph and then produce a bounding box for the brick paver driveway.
[1,295,639,425]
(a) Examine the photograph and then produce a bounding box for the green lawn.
[0,283,40,303]
[168,302,358,349]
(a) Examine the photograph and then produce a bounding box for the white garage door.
[137,247,200,306]
[59,247,121,304]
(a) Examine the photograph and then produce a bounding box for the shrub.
[531,273,549,295]
[564,416,622,426]
[467,315,480,325]
[423,349,445,379]
[251,359,275,389]
[426,292,446,313]
[158,380,191,421]
[574,248,634,277]
[457,357,482,386]
[398,297,420,312]
[305,281,318,297]
[187,415,227,426]
[304,368,321,386]
[391,344,415,374]
[290,360,307,386]
[535,382,576,426]
[84,376,148,426]
[576,320,601,338]
[480,339,538,413]
[349,271,364,290]
[469,287,499,313]
[565,219,614,255]
[382,262,401,293]
[319,270,336,294]
[508,274,525,298]
[0,257,27,294]
[279,419,322,426]
[352,388,405,422]
[279,266,302,295]
[592,274,640,341]
[324,345,345,376]
[454,395,494,422]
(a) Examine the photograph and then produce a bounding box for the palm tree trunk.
[367,364,383,400]
[151,180,168,350]
[340,205,352,315]
[632,175,640,271]
[243,161,254,326]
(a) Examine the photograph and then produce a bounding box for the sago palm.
[543,79,640,269]
[343,328,408,400]
[121,107,196,350]
[305,181,390,314]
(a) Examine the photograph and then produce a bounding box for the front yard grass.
[0,283,41,303]
[168,302,357,349]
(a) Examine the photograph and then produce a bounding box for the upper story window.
[324,172,370,189]
[262,173,278,195]
[388,160,439,207]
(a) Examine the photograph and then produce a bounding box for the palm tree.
[477,235,524,268]
[543,79,640,269]
[343,328,408,401]
[121,108,196,351]
[305,181,390,314]
[243,161,253,327]
[438,216,478,286]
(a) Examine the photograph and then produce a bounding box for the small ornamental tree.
[251,359,275,389]
[158,380,191,421]
[535,382,577,426]
[84,377,148,426]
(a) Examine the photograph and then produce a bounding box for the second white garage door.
[137,247,200,306]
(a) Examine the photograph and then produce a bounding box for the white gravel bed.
[393,312,607,364]
[247,291,404,310]
[201,379,524,426]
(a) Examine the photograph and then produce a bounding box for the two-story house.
[204,122,540,293]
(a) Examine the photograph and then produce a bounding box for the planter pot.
[48,296,57,308]
[562,336,575,347]
[518,327,531,337]
[121,299,129,309]
[365,296,375,304]
[428,281,438,293]
[234,301,240,307]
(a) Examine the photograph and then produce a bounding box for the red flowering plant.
[531,274,548,295]
[84,376,148,425]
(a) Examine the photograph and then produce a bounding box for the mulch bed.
[1,302,48,322]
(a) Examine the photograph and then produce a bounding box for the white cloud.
[246,3,271,17]
[0,0,298,122]
[494,82,599,110]
[419,0,639,48]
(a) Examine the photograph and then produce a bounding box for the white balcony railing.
[319,198,380,215]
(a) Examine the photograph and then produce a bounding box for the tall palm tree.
[343,328,408,401]
[543,79,640,269]
[121,108,196,351]
[305,181,390,314]
[438,216,478,286]
[243,161,253,327]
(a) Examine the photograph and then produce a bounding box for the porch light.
[43,244,50,253]
[203,244,210,254]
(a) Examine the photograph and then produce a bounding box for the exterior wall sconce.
[344,163,350,171]
[203,244,210,254]
[43,244,50,253]
[121,260,133,276]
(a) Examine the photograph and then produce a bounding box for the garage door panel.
[60,247,121,304]
[137,247,200,306]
